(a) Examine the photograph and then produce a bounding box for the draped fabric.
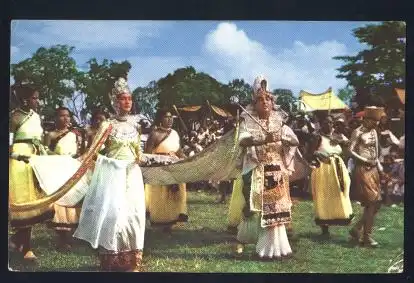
[141,126,244,185]
[10,121,310,217]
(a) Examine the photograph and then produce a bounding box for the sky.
[10,20,380,97]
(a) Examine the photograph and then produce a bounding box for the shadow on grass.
[144,227,236,250]
[8,251,40,272]
[31,235,98,257]
[298,231,357,248]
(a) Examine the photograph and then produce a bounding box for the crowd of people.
[8,75,404,271]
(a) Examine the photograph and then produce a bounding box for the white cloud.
[203,22,349,95]
[15,20,169,50]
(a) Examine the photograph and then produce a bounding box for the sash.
[49,130,70,152]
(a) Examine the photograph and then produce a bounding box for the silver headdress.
[252,75,270,95]
[110,77,131,114]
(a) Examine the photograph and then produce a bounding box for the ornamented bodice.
[242,108,284,165]
[255,118,284,165]
[351,126,378,160]
[105,117,141,161]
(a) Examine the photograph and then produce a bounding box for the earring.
[23,100,28,106]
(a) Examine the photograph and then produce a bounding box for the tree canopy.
[334,21,405,108]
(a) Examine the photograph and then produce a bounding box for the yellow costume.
[48,130,82,232]
[227,176,245,230]
[9,109,51,227]
[145,129,188,225]
[311,135,353,225]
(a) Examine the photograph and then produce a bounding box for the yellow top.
[104,119,141,161]
[54,131,78,156]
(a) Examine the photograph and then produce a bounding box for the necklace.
[115,115,128,122]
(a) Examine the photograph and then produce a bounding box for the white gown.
[73,119,146,252]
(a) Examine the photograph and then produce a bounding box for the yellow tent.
[299,87,349,112]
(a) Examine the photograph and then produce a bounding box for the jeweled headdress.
[110,77,131,113]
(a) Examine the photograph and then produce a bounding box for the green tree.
[157,66,228,108]
[334,21,405,91]
[78,58,132,115]
[273,88,295,112]
[10,45,82,119]
[337,86,355,105]
[132,80,159,120]
[226,79,252,106]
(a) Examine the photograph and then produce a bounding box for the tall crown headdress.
[109,77,131,114]
[252,75,272,101]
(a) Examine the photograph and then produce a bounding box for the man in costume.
[308,115,353,238]
[145,109,188,231]
[9,83,50,261]
[348,106,384,247]
[233,75,299,259]
[44,107,83,251]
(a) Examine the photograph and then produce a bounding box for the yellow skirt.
[49,204,81,231]
[311,156,353,225]
[145,183,187,225]
[9,143,52,227]
[227,176,245,229]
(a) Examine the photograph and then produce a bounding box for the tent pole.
[173,104,189,134]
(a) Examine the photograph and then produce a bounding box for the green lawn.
[8,191,404,273]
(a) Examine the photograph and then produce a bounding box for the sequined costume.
[236,104,298,259]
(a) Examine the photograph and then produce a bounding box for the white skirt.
[237,214,292,258]
[73,155,146,252]
[256,225,292,258]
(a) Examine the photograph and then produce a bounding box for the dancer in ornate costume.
[309,116,353,238]
[348,106,384,247]
[44,107,83,251]
[145,109,188,230]
[73,78,146,271]
[234,76,299,260]
[9,84,49,261]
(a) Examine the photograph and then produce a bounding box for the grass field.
[8,191,404,273]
